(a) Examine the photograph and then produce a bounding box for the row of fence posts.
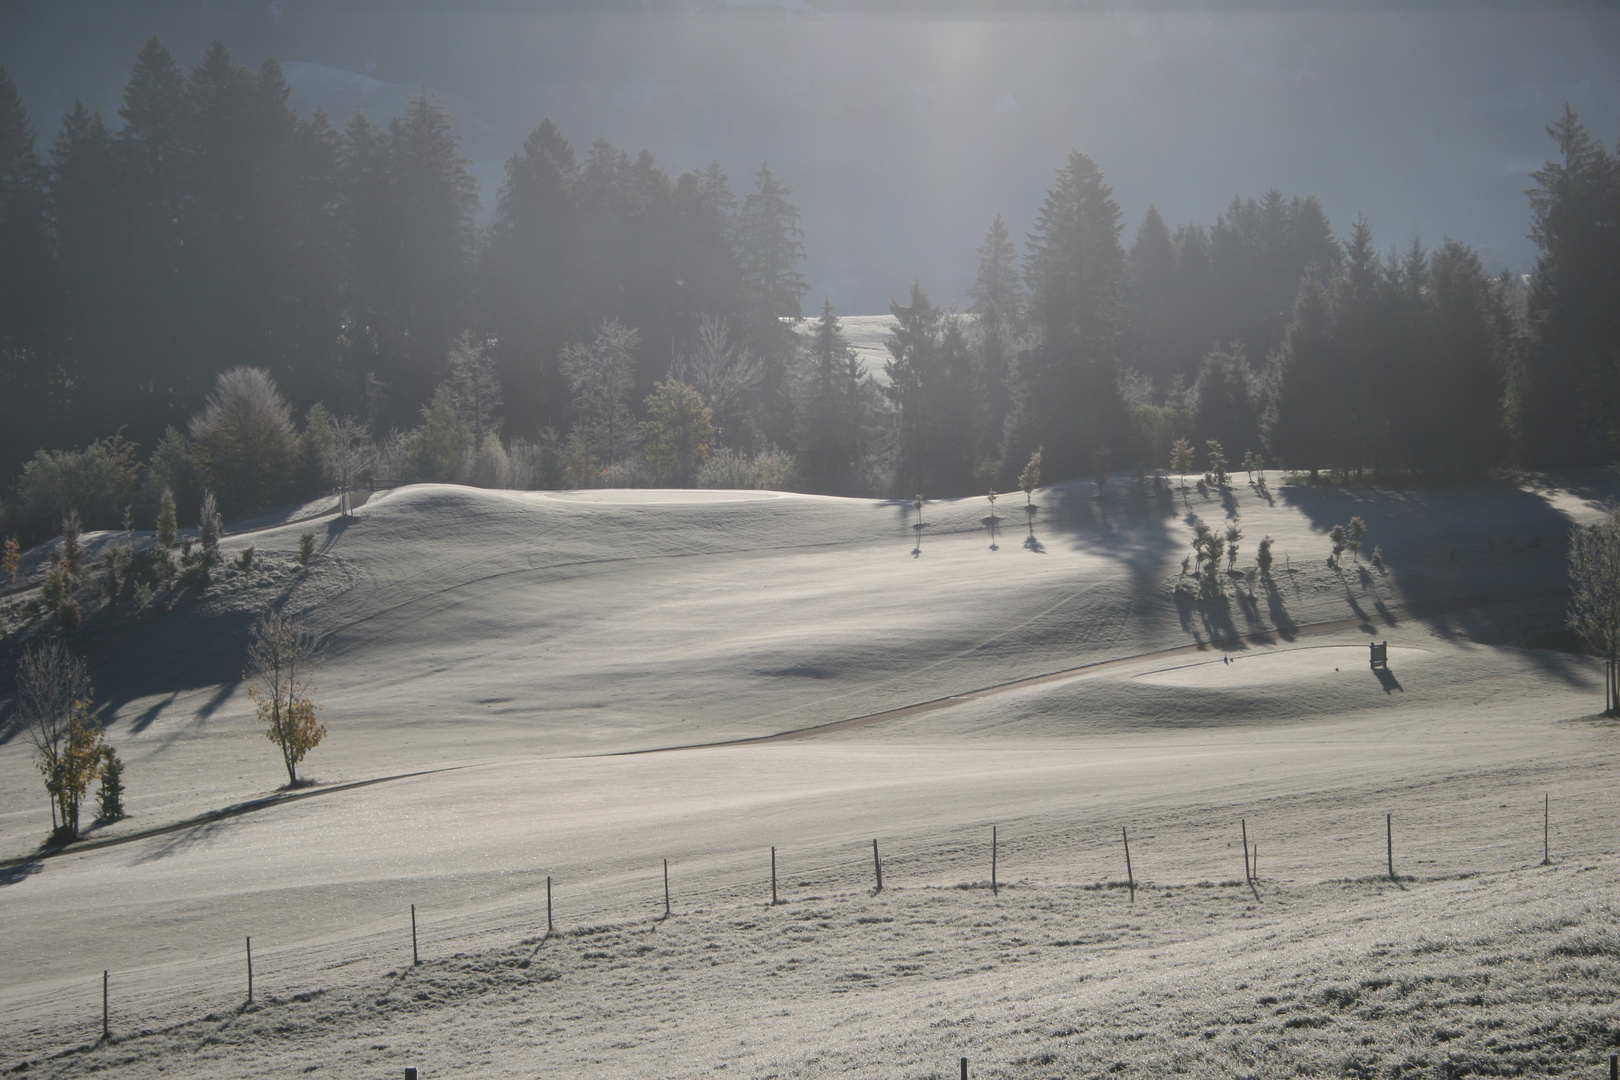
[85,797,1568,1065]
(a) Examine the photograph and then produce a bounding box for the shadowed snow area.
[2,472,1619,1076]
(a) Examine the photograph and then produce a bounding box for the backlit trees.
[246,608,325,787]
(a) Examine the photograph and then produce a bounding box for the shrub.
[697,447,799,490]
[156,488,177,549]
[101,548,124,603]
[235,546,256,574]
[60,510,83,578]
[640,380,714,486]
[2,535,18,588]
[16,433,140,532]
[409,387,473,483]
[58,598,81,631]
[298,402,336,494]
[1205,439,1229,487]
[297,531,315,567]
[188,367,297,518]
[198,492,221,557]
[96,745,126,822]
[1257,535,1275,576]
[142,427,195,524]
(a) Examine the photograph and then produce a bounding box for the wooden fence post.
[102,970,108,1041]
[771,847,778,906]
[1542,794,1551,866]
[873,839,883,893]
[960,1056,968,1080]
[411,904,419,966]
[547,876,553,936]
[246,936,253,1004]
[1242,819,1250,882]
[663,858,671,918]
[991,826,998,896]
[1387,813,1395,882]
[1122,827,1135,903]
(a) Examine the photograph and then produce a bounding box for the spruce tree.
[799,299,864,490]
[1523,108,1620,465]
[0,64,54,470]
[737,163,808,442]
[1019,151,1127,481]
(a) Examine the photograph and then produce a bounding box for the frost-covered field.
[2,472,1617,1077]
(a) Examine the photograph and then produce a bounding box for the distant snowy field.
[792,312,978,385]
[3,472,1619,1077]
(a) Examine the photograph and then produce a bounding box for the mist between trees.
[1,37,1618,542]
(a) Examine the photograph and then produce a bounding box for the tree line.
[2,36,1617,542]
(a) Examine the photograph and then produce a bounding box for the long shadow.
[129,691,179,734]
[1282,472,1620,642]
[1043,479,1188,639]
[0,859,42,887]
[132,814,239,864]
[1262,576,1298,640]
[1373,666,1403,694]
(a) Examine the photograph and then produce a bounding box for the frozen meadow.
[2,472,1618,1078]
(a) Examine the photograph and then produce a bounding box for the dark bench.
[1369,641,1388,669]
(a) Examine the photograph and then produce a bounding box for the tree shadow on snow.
[0,859,43,887]
[1283,475,1613,642]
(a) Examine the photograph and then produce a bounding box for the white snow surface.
[2,471,1618,1074]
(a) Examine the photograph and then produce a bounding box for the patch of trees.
[2,38,1617,550]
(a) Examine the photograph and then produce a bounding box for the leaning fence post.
[246,936,253,1004]
[663,858,671,918]
[1122,827,1135,903]
[872,839,883,893]
[1242,819,1250,883]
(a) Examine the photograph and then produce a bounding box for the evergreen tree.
[1191,343,1263,460]
[47,101,122,447]
[737,163,808,442]
[115,37,194,434]
[968,213,1021,464]
[341,93,478,419]
[0,64,56,473]
[1521,108,1620,465]
[484,120,582,433]
[1125,205,1177,384]
[1265,263,1341,476]
[884,282,942,495]
[1017,151,1127,481]
[798,299,866,491]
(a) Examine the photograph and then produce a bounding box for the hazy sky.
[4,2,1617,314]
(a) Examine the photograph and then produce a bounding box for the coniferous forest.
[1,37,1618,543]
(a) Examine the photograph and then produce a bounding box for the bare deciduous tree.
[246,609,326,786]
[16,641,102,839]
[328,417,373,517]
[1568,509,1620,715]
